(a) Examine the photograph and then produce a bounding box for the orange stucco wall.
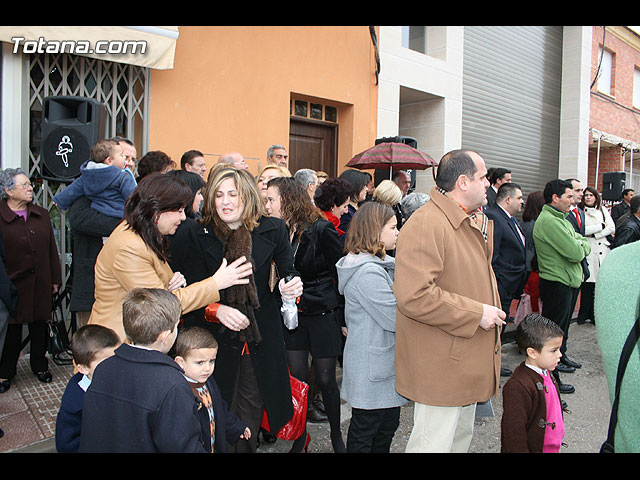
[148,26,378,177]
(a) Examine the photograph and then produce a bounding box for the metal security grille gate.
[26,51,150,290]
[462,26,564,196]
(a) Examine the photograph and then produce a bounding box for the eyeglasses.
[15,181,33,189]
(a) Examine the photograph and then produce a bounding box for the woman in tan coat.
[89,173,252,343]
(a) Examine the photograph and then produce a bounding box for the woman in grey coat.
[336,202,408,453]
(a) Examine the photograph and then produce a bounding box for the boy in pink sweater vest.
[501,313,567,452]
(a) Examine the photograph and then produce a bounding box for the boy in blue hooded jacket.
[53,138,136,219]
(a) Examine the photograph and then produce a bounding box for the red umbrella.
[346,142,437,178]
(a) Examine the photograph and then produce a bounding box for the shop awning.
[0,26,179,70]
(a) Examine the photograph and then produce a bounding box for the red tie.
[573,208,581,229]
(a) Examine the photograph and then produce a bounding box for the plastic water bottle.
[281,275,299,330]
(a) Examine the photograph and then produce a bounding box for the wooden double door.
[288,117,337,177]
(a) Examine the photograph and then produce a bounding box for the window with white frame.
[402,26,427,54]
[597,47,613,96]
[401,26,447,61]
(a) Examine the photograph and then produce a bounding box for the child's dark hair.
[174,326,218,359]
[71,324,121,367]
[515,313,564,354]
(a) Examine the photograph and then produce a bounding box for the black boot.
[260,428,277,444]
[553,369,575,394]
[308,393,328,422]
[307,367,328,423]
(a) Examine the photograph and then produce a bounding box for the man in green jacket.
[533,179,590,394]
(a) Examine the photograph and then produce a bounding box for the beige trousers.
[405,402,477,453]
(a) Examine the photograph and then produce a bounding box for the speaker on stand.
[40,96,107,183]
[601,171,626,201]
[39,96,107,302]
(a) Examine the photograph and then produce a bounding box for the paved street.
[258,320,611,453]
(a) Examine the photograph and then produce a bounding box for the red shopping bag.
[261,372,309,441]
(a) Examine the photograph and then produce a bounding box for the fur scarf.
[211,218,262,345]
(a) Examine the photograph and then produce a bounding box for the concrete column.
[0,42,28,169]
[377,26,465,193]
[558,26,592,182]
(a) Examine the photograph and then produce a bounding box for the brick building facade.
[588,26,640,198]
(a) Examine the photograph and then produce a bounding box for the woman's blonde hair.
[372,179,402,206]
[207,162,233,184]
[201,166,264,230]
[259,164,292,179]
[344,201,394,259]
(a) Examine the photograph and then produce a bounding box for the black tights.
[286,349,345,453]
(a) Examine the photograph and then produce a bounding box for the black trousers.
[498,274,526,342]
[498,271,527,317]
[0,301,8,364]
[346,406,401,453]
[227,353,263,453]
[0,322,49,379]
[539,278,579,355]
[577,282,595,322]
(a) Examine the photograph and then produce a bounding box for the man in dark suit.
[485,182,526,378]
[486,183,527,316]
[486,168,511,208]
[565,178,589,293]
[485,183,527,377]
[565,178,585,236]
[610,188,634,225]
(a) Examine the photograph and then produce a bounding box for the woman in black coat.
[169,167,302,453]
[265,177,346,453]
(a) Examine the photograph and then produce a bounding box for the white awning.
[0,26,179,70]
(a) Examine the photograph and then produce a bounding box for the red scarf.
[323,210,345,236]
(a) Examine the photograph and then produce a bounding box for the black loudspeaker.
[40,96,107,183]
[602,171,626,201]
[373,136,418,189]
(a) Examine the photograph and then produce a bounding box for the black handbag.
[47,290,72,364]
[47,316,69,355]
[600,311,639,453]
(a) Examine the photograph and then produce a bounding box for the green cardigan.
[533,204,590,288]
[595,241,640,453]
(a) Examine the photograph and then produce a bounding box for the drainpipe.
[595,134,601,190]
[630,148,634,190]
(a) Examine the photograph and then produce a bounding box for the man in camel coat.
[394,149,504,453]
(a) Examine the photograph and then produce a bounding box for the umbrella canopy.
[346,142,437,171]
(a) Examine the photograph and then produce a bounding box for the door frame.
[289,116,338,177]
